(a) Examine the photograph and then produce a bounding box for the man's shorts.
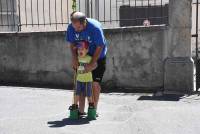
[76,81,92,97]
[92,57,106,83]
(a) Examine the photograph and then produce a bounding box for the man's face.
[72,20,84,32]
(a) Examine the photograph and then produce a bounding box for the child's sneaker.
[69,104,79,119]
[87,103,96,120]
[68,104,78,110]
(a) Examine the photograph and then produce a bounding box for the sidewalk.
[0,86,200,134]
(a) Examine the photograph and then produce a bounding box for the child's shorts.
[76,81,92,97]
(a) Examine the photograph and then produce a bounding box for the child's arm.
[82,62,97,73]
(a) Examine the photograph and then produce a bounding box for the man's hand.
[85,62,97,72]
[71,57,79,70]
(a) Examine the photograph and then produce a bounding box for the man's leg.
[93,82,101,109]
[92,57,106,110]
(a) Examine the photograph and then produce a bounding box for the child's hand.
[85,62,97,72]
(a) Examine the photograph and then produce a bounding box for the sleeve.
[93,27,106,47]
[66,24,75,44]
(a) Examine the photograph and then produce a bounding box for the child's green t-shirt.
[76,55,93,82]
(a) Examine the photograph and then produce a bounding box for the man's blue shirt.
[66,18,107,59]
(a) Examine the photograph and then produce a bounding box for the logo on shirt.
[74,34,92,44]
[88,36,92,43]
[75,34,80,40]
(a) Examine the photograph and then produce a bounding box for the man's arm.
[91,46,103,64]
[70,43,77,59]
[85,46,103,72]
[70,43,79,70]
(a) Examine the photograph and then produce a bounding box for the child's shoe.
[69,104,78,119]
[87,103,96,120]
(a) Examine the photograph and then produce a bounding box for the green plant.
[72,0,76,12]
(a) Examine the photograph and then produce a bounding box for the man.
[66,11,107,116]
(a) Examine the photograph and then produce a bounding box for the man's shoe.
[78,111,86,117]
[96,112,99,117]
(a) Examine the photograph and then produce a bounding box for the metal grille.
[192,0,200,91]
[0,0,169,32]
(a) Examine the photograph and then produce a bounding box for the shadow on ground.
[137,94,184,101]
[47,117,92,127]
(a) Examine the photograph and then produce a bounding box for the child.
[69,40,96,119]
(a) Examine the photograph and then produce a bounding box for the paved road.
[0,86,200,134]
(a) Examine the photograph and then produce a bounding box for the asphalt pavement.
[0,86,200,134]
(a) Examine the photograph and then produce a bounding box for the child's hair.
[76,40,89,49]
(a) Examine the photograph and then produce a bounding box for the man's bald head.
[70,12,87,32]
[70,11,86,23]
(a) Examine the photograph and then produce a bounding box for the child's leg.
[71,81,82,109]
[87,97,95,108]
[70,95,79,110]
[86,82,96,119]
[74,95,79,105]
[78,94,86,113]
[85,82,95,108]
[87,96,93,104]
